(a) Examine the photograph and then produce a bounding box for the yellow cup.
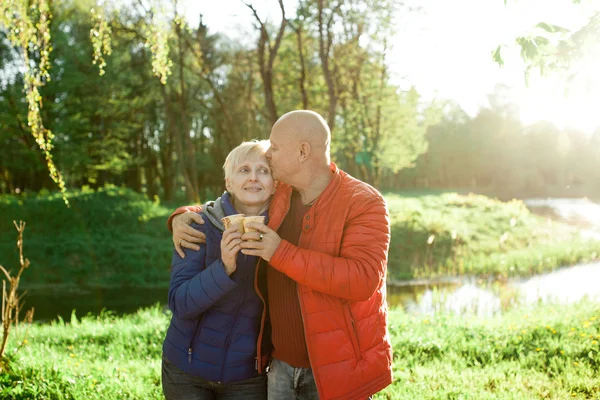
[243,216,266,240]
[221,214,246,233]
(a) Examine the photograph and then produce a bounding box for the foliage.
[391,90,600,199]
[90,7,112,76]
[0,0,69,205]
[1,0,430,197]
[141,2,173,85]
[498,0,600,81]
[0,0,177,200]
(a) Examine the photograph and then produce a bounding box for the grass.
[386,192,600,281]
[375,301,600,399]
[1,308,166,399]
[0,187,598,287]
[1,301,599,399]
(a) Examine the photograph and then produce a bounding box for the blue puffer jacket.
[162,192,266,383]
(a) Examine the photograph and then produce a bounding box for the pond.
[21,197,600,322]
[387,261,600,317]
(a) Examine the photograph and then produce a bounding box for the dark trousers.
[162,357,267,400]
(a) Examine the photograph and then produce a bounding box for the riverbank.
[386,191,600,280]
[2,301,599,399]
[1,187,598,288]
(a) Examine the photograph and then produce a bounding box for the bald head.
[266,110,333,189]
[272,110,331,151]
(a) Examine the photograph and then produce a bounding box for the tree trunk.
[293,22,309,109]
[244,0,287,125]
[317,0,340,132]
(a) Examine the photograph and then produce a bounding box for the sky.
[182,0,600,133]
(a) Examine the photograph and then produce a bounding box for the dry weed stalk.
[0,221,34,361]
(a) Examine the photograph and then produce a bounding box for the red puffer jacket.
[168,163,393,399]
[266,163,392,400]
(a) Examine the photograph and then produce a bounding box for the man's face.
[266,127,297,184]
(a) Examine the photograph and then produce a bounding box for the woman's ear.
[271,180,279,195]
[225,178,232,192]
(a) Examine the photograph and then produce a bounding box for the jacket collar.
[268,163,343,231]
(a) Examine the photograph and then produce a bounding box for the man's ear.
[225,178,232,192]
[299,142,311,163]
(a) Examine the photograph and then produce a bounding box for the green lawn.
[376,302,600,399]
[1,301,599,399]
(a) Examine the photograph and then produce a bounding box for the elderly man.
[169,110,392,400]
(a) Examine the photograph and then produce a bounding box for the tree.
[0,0,176,202]
[0,0,68,202]
[1,0,437,195]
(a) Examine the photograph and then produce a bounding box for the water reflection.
[24,287,168,322]
[525,197,600,240]
[22,262,600,321]
[524,198,600,228]
[403,283,502,317]
[514,262,600,304]
[388,262,600,316]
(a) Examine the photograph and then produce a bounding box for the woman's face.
[226,155,276,208]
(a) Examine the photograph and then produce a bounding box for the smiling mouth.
[244,187,263,192]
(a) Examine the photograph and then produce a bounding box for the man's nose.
[266,148,272,159]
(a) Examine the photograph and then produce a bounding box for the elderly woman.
[162,140,275,400]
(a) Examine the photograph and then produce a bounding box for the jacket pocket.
[343,303,362,360]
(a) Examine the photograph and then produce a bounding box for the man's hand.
[240,223,281,262]
[220,225,243,275]
[173,212,206,258]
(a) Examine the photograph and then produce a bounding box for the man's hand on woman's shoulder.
[172,212,206,258]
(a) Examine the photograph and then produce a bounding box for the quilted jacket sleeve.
[168,222,237,319]
[166,205,203,232]
[269,190,390,302]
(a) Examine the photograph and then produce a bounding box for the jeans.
[267,358,319,400]
[162,356,267,400]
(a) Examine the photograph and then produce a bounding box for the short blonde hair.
[223,140,270,181]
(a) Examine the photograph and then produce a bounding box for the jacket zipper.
[218,271,246,380]
[254,196,291,373]
[254,259,267,373]
[187,316,203,363]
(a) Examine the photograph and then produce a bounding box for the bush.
[0,186,173,287]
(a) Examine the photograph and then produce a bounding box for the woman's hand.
[221,225,243,275]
